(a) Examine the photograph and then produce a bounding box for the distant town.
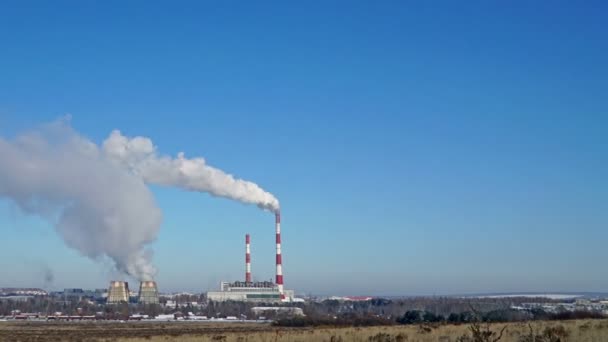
[2,286,608,324]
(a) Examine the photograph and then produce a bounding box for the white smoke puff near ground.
[0,120,161,281]
[102,130,280,213]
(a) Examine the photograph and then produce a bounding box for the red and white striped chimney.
[245,234,251,283]
[275,211,284,297]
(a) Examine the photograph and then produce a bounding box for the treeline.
[274,313,394,327]
[397,309,605,324]
[274,309,606,327]
[0,295,561,318]
[301,296,560,319]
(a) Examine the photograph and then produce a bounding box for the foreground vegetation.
[2,319,608,342]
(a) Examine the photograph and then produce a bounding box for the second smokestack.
[245,233,251,283]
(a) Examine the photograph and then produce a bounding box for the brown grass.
[1,319,608,342]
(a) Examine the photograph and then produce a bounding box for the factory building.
[0,288,47,296]
[138,281,159,304]
[252,306,304,317]
[207,214,295,302]
[207,281,294,302]
[57,288,107,303]
[107,281,130,303]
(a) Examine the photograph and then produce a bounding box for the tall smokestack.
[245,234,251,283]
[275,211,284,297]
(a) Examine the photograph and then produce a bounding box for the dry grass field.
[1,319,608,342]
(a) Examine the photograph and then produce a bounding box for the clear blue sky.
[0,1,607,296]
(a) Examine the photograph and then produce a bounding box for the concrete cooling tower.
[138,281,159,304]
[107,281,130,303]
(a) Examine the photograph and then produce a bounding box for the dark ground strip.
[0,322,284,341]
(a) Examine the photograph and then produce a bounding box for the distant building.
[0,296,33,302]
[51,288,107,303]
[0,288,47,296]
[328,296,374,302]
[251,306,304,317]
[207,281,294,302]
[62,288,86,302]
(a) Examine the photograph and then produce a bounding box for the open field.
[1,319,608,342]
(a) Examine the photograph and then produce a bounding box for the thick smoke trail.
[102,130,280,213]
[0,119,279,281]
[0,120,161,280]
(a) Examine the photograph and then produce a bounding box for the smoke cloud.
[0,119,279,281]
[0,120,161,281]
[102,130,280,213]
[42,265,54,289]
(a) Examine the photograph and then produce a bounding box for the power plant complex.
[207,212,295,302]
[106,212,293,303]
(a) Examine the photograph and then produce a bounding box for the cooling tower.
[107,281,130,303]
[138,281,159,304]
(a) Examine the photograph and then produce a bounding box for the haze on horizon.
[0,1,606,296]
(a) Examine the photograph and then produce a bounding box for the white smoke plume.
[102,130,280,213]
[0,120,161,280]
[0,119,279,281]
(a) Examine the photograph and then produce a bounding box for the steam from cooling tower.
[0,117,280,281]
[0,118,161,281]
[102,130,280,213]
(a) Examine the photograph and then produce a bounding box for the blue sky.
[0,1,607,295]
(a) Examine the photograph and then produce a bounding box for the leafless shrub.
[519,323,568,342]
[457,321,506,342]
[457,307,506,342]
[368,332,395,342]
[331,335,343,342]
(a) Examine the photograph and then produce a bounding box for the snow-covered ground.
[473,294,583,300]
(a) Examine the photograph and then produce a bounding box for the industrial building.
[0,288,47,296]
[107,281,130,303]
[251,306,304,317]
[207,281,294,302]
[138,281,159,304]
[56,288,107,303]
[207,212,295,302]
